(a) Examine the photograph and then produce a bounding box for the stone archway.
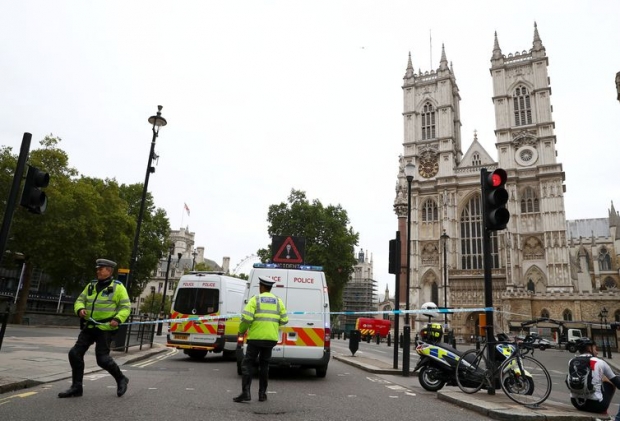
[524,265,546,293]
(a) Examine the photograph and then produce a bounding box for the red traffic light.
[489,169,507,188]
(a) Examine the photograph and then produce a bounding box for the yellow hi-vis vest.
[240,292,288,341]
[74,279,131,331]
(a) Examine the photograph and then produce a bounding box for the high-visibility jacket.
[239,292,288,341]
[74,278,131,331]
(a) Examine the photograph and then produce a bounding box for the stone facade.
[393,24,620,344]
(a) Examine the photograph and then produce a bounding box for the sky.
[1,1,619,295]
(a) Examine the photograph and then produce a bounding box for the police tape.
[87,306,495,326]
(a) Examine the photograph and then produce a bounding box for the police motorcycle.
[413,304,533,392]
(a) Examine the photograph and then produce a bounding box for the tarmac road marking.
[0,391,38,406]
[132,348,177,368]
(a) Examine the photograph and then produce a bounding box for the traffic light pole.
[0,133,31,266]
[481,168,496,395]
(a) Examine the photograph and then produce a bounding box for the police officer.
[234,276,288,403]
[58,259,131,398]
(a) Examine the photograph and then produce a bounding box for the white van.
[237,263,331,377]
[167,272,246,360]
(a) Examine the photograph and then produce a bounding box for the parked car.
[515,333,555,350]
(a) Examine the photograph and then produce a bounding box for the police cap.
[258,276,275,287]
[96,259,117,268]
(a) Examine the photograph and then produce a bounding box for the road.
[330,337,620,413]
[0,338,487,421]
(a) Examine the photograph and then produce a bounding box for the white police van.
[236,263,331,378]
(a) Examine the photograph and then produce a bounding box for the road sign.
[272,236,305,264]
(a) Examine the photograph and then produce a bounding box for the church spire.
[532,22,546,56]
[492,31,503,60]
[404,52,414,79]
[439,43,448,70]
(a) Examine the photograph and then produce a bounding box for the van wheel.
[186,350,208,360]
[316,366,328,378]
[568,344,577,353]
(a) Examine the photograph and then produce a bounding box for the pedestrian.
[58,259,131,398]
[234,276,288,403]
[566,337,620,420]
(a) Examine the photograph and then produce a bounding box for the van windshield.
[174,288,220,315]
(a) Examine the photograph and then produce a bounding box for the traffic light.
[20,165,49,214]
[482,168,510,230]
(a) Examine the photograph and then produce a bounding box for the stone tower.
[490,23,574,293]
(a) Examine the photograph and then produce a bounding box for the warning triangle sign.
[273,236,303,264]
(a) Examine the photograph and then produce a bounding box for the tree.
[0,135,171,322]
[257,189,359,311]
[139,292,170,316]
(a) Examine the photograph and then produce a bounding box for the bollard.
[387,332,392,347]
[399,333,403,348]
[349,330,361,356]
[376,334,380,345]
[366,334,371,343]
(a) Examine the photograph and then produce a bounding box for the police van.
[236,263,331,377]
[167,272,246,360]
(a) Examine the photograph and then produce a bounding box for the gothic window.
[527,279,535,292]
[520,187,540,213]
[422,199,439,222]
[472,152,481,166]
[563,309,573,322]
[603,276,617,290]
[599,247,612,271]
[514,86,532,126]
[383,305,392,321]
[431,282,438,306]
[460,194,500,269]
[541,309,550,318]
[421,103,436,140]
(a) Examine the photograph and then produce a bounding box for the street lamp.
[127,106,167,295]
[441,230,450,335]
[403,162,415,376]
[156,243,175,336]
[192,248,198,271]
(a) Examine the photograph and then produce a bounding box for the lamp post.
[403,162,415,376]
[192,248,198,271]
[441,230,450,340]
[156,243,175,336]
[601,307,611,359]
[127,106,167,295]
[150,286,156,318]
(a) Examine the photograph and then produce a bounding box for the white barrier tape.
[87,306,495,327]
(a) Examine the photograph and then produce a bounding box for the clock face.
[515,146,538,167]
[419,159,439,178]
[520,149,533,162]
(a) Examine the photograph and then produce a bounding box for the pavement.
[0,326,616,421]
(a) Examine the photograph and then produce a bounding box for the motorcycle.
[414,332,533,392]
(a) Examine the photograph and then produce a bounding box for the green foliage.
[257,189,359,311]
[139,291,171,316]
[0,135,170,299]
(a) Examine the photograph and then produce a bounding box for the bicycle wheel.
[500,355,552,406]
[455,349,490,394]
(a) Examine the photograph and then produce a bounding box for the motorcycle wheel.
[418,366,446,392]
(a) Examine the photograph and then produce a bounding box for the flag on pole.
[184,203,190,216]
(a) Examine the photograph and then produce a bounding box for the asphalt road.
[0,339,489,421]
[330,337,620,414]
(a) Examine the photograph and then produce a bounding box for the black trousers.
[240,340,277,394]
[571,382,615,414]
[68,327,123,386]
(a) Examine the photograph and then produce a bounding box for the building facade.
[393,24,620,345]
[339,249,377,333]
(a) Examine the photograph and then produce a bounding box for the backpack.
[565,356,594,396]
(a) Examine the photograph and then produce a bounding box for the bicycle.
[455,333,552,407]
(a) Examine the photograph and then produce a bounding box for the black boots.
[233,392,251,402]
[116,376,129,397]
[58,385,83,398]
[259,392,267,402]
